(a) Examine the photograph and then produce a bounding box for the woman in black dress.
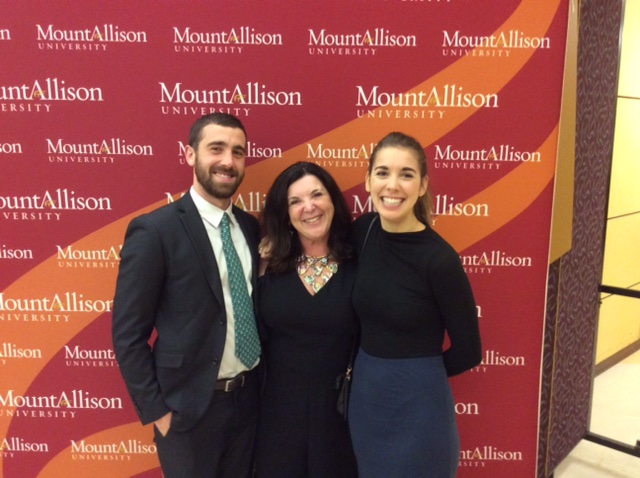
[254,162,358,478]
[349,132,482,478]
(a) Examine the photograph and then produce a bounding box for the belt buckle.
[225,373,245,392]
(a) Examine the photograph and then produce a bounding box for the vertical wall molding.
[538,1,623,476]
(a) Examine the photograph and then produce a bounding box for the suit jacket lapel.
[177,193,226,307]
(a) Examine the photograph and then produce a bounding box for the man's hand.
[154,411,173,437]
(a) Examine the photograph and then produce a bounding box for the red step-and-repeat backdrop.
[1,1,569,476]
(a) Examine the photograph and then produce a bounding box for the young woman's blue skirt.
[348,349,459,478]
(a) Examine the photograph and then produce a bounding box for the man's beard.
[194,155,245,200]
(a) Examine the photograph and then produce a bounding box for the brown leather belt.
[215,370,250,392]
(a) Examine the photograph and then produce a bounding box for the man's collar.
[189,186,234,227]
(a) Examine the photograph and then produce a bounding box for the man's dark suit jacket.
[112,192,261,432]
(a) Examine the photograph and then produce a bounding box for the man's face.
[186,124,247,209]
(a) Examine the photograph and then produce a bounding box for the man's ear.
[185,145,196,167]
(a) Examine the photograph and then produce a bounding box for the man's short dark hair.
[188,113,247,148]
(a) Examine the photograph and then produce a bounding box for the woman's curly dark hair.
[260,162,353,274]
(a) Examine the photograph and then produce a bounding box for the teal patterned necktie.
[220,213,261,368]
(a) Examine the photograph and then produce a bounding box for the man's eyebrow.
[203,140,246,154]
[205,140,227,148]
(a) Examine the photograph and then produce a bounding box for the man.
[112,113,261,477]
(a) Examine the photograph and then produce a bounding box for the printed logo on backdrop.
[460,248,532,274]
[455,402,480,416]
[0,188,112,222]
[308,28,416,56]
[164,190,265,210]
[178,142,187,164]
[0,28,11,40]
[469,349,526,373]
[0,343,42,366]
[0,141,22,155]
[350,191,490,224]
[46,138,154,165]
[173,26,283,54]
[165,186,268,213]
[0,292,113,324]
[459,445,524,468]
[0,78,103,113]
[307,141,373,169]
[70,438,156,461]
[56,244,121,269]
[355,84,498,120]
[433,194,490,225]
[165,192,187,204]
[350,193,373,216]
[0,389,123,419]
[64,345,118,368]
[234,191,266,213]
[442,29,551,58]
[159,81,302,117]
[432,144,542,172]
[0,245,34,260]
[1,437,49,458]
[163,185,268,212]
[177,140,281,165]
[36,24,148,51]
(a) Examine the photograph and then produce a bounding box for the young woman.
[349,132,482,478]
[254,162,358,478]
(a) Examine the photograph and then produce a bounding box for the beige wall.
[596,0,640,363]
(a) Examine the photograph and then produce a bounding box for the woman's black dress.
[254,259,358,478]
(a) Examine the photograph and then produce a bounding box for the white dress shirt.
[189,187,257,379]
